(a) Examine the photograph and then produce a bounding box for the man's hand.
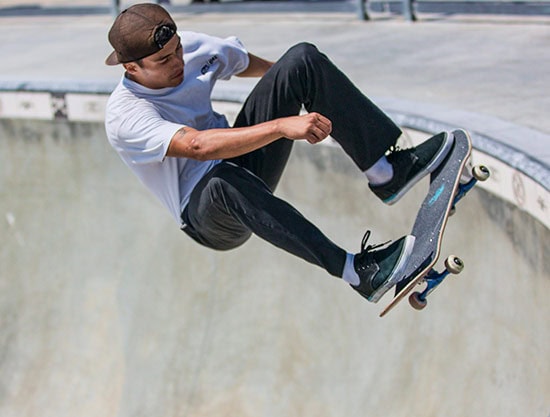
[277,113,332,144]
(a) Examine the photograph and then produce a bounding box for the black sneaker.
[369,131,454,205]
[351,231,415,303]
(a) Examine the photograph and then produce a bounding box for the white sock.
[341,253,360,286]
[364,156,393,186]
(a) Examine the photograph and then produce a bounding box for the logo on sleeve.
[201,55,219,75]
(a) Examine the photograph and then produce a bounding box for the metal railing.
[357,0,550,21]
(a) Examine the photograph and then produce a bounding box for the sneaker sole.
[383,132,455,206]
[367,235,416,303]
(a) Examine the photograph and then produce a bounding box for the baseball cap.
[105,3,177,66]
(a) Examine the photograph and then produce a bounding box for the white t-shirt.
[105,31,250,226]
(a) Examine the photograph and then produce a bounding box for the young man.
[105,3,453,303]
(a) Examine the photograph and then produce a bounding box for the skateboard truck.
[409,255,464,310]
[450,165,490,215]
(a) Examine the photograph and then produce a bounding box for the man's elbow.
[187,135,213,161]
[168,128,212,161]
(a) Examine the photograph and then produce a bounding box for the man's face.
[124,34,184,89]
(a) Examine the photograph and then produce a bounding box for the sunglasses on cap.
[154,25,176,50]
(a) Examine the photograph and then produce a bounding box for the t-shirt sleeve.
[108,101,183,165]
[211,35,250,80]
[180,31,249,82]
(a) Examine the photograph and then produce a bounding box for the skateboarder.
[104,3,453,303]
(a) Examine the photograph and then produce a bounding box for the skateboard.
[379,129,490,317]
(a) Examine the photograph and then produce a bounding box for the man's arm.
[167,51,330,161]
[236,53,274,78]
[166,113,332,161]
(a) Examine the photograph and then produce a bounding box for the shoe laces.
[360,230,390,254]
[387,145,402,155]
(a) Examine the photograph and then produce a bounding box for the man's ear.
[123,62,139,74]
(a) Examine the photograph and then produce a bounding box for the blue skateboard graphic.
[380,129,490,317]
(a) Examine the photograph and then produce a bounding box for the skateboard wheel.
[409,292,427,310]
[472,165,490,181]
[445,255,464,274]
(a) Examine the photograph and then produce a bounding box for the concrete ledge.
[376,96,550,188]
[0,79,548,228]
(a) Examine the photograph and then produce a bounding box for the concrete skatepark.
[0,2,549,416]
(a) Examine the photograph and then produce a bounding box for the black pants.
[182,43,401,277]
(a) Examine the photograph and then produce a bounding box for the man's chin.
[171,75,184,87]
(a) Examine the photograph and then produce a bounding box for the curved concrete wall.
[0,90,548,416]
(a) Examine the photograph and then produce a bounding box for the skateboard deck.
[379,129,480,317]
